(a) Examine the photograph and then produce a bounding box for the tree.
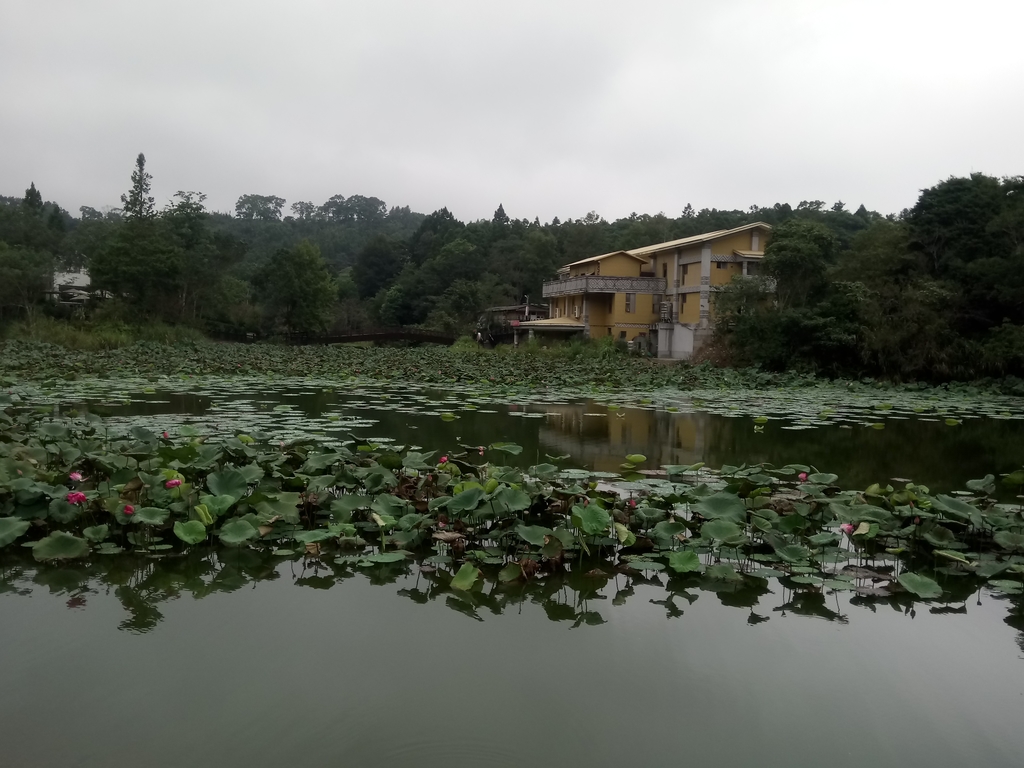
[164,191,245,321]
[255,240,336,334]
[120,154,155,220]
[235,194,285,221]
[492,203,509,227]
[22,183,43,216]
[763,220,837,308]
[290,201,318,221]
[0,243,53,319]
[352,235,407,298]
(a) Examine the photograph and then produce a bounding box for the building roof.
[625,222,772,258]
[563,250,650,268]
[518,317,586,329]
[733,249,765,258]
[556,222,772,271]
[486,303,549,312]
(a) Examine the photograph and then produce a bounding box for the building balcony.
[542,275,667,298]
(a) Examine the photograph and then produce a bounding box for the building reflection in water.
[538,404,707,472]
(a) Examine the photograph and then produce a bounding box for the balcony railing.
[542,275,667,298]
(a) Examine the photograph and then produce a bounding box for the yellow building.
[529,222,772,358]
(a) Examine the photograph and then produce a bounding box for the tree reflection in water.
[2,550,1022,653]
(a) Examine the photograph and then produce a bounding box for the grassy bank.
[2,316,205,351]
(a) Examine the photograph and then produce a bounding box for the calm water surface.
[2,551,1023,768]
[63,379,1024,490]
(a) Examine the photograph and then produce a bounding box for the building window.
[619,331,626,340]
[716,262,728,269]
[680,294,687,305]
[747,262,761,276]
[625,293,636,313]
[662,263,667,278]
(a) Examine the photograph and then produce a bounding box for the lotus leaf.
[613,522,636,547]
[694,492,746,523]
[206,469,248,500]
[173,520,207,545]
[489,442,523,455]
[498,563,522,582]
[701,519,742,542]
[666,550,701,573]
[218,519,259,546]
[705,564,742,582]
[133,507,170,526]
[0,516,30,547]
[83,524,109,542]
[571,505,611,536]
[33,531,89,561]
[48,498,81,524]
[993,531,1024,552]
[988,579,1024,594]
[199,494,238,518]
[517,525,553,547]
[363,551,408,563]
[450,563,479,591]
[897,572,943,598]
[448,487,485,515]
[930,494,977,522]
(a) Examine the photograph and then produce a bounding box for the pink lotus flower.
[628,499,637,508]
[165,478,182,489]
[798,472,808,482]
[66,491,87,505]
[840,523,855,535]
[478,447,485,455]
[124,504,135,515]
[69,472,83,482]
[439,456,448,464]
[162,431,169,439]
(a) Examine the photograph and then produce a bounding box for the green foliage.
[0,243,53,317]
[716,174,1024,380]
[255,240,336,334]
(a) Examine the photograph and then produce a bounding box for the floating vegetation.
[3,390,1024,618]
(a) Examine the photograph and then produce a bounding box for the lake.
[2,547,1024,768]
[3,374,1024,767]
[31,374,1024,491]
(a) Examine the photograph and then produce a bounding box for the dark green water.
[2,550,1024,768]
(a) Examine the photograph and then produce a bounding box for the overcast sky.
[2,0,1022,223]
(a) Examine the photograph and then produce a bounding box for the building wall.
[710,260,742,286]
[568,252,643,278]
[679,292,700,323]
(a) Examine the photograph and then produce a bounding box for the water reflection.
[65,384,1024,492]
[535,404,1024,490]
[4,551,1022,648]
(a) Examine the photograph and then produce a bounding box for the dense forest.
[1,153,1022,380]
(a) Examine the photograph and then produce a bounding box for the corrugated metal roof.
[625,222,773,258]
[564,250,649,267]
[557,222,772,270]
[519,317,586,327]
